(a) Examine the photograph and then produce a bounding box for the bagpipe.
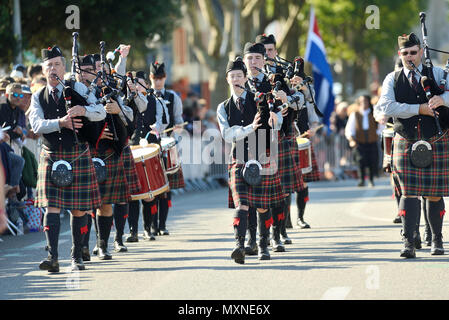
[409,12,449,133]
[53,32,98,147]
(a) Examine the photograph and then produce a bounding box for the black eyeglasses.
[401,50,418,56]
[12,92,24,98]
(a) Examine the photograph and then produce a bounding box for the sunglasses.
[401,50,418,56]
[12,92,24,98]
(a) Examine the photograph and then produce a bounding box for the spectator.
[345,95,383,187]
[28,64,43,80]
[30,76,47,94]
[330,101,348,134]
[0,158,6,233]
[10,64,26,79]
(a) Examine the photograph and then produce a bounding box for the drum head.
[131,144,160,160]
[296,137,311,147]
[383,127,394,137]
[161,137,176,150]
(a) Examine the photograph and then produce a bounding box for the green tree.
[309,0,428,98]
[0,0,182,70]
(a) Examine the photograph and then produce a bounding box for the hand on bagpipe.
[410,12,449,132]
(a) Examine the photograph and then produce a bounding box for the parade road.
[1,177,448,300]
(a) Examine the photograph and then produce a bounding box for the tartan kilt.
[168,165,185,189]
[91,148,130,204]
[121,145,141,196]
[278,135,304,193]
[302,145,321,182]
[227,156,287,209]
[392,130,449,197]
[36,143,101,211]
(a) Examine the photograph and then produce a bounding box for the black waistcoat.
[224,92,270,162]
[38,87,82,151]
[296,105,309,134]
[130,94,158,145]
[393,67,439,140]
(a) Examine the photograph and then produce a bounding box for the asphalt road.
[1,177,449,300]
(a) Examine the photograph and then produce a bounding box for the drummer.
[148,62,185,237]
[126,70,168,242]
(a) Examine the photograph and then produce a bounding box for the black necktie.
[409,71,419,92]
[156,91,162,98]
[236,97,244,112]
[51,88,59,104]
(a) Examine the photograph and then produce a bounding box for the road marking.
[321,287,352,300]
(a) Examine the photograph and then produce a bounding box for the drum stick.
[386,122,394,128]
[162,121,188,134]
[299,124,324,138]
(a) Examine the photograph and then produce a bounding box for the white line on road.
[321,287,352,300]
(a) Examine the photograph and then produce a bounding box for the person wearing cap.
[374,33,449,258]
[218,56,286,264]
[0,83,26,199]
[28,45,106,272]
[28,64,43,81]
[77,52,137,260]
[242,41,291,259]
[147,61,183,238]
[125,69,168,243]
[256,34,307,249]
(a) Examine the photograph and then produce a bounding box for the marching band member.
[374,33,449,258]
[256,34,306,249]
[149,62,184,237]
[126,71,167,242]
[29,46,106,272]
[218,52,286,264]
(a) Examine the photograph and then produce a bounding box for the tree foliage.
[1,0,182,69]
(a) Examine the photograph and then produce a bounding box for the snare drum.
[161,137,181,174]
[296,137,312,174]
[130,144,169,201]
[382,127,394,163]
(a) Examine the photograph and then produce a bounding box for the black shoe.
[143,230,156,241]
[271,238,285,252]
[431,234,444,255]
[400,241,416,259]
[71,258,86,271]
[231,237,245,264]
[92,245,99,256]
[281,233,292,245]
[159,228,170,235]
[258,237,271,260]
[126,232,139,243]
[82,247,91,261]
[358,181,365,187]
[244,240,258,255]
[258,245,271,260]
[393,215,402,224]
[297,218,311,229]
[114,239,128,253]
[97,241,112,260]
[39,257,59,273]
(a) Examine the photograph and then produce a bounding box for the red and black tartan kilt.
[302,145,321,182]
[90,148,130,204]
[392,130,449,197]
[227,157,287,209]
[168,165,185,189]
[36,143,102,211]
[121,145,141,196]
[278,135,304,193]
